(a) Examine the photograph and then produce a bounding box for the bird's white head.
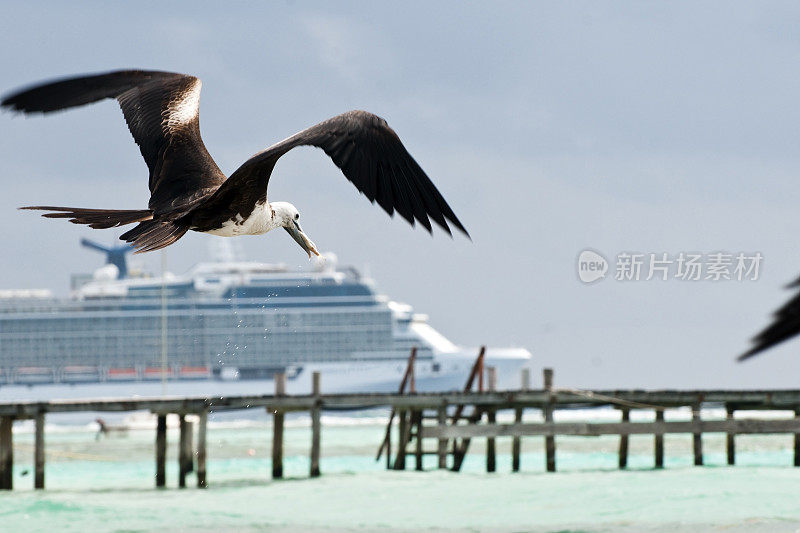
[271,201,320,259]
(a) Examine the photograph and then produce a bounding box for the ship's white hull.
[0,349,531,403]
[299,350,531,394]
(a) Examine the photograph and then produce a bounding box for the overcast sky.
[3,2,800,388]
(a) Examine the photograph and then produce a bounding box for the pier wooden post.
[186,421,194,474]
[409,349,416,393]
[386,420,393,470]
[310,371,322,478]
[726,405,735,466]
[654,409,664,469]
[155,414,167,488]
[618,408,630,469]
[543,368,556,472]
[449,346,486,472]
[272,373,286,479]
[197,409,208,488]
[794,408,800,467]
[376,348,416,468]
[437,405,447,469]
[478,353,485,392]
[692,402,703,466]
[512,368,529,473]
[0,417,12,490]
[34,411,45,489]
[486,367,497,473]
[414,410,424,471]
[393,410,410,470]
[178,415,190,488]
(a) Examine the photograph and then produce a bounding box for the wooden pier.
[3,355,800,490]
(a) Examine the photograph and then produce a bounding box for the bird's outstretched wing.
[739,277,800,361]
[1,69,226,215]
[196,110,469,237]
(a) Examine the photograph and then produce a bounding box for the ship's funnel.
[80,238,134,279]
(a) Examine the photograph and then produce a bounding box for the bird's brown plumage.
[2,69,469,252]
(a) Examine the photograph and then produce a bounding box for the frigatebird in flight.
[739,277,800,361]
[1,70,468,254]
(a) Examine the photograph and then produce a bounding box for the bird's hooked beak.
[285,221,319,259]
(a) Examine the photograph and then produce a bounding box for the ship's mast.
[160,250,168,395]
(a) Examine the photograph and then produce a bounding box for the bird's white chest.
[204,203,276,237]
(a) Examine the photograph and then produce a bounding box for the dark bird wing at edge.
[192,110,469,238]
[1,69,226,216]
[738,276,800,361]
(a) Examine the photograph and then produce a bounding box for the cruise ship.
[0,241,531,396]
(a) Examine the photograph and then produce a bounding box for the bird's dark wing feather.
[1,70,226,215]
[196,110,468,236]
[739,279,800,361]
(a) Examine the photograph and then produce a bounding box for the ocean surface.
[1,407,800,532]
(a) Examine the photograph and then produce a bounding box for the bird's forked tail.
[20,205,188,253]
[119,220,189,253]
[20,205,154,229]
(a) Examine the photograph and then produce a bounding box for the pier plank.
[419,418,800,439]
[7,389,800,418]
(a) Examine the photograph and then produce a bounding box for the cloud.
[301,13,393,86]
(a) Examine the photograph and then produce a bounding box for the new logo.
[577,250,608,283]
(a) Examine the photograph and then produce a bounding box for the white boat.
[0,243,531,397]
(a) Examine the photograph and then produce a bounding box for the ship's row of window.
[0,311,390,332]
[0,348,385,366]
[0,326,391,342]
[0,331,392,366]
[0,325,392,344]
[1,330,388,348]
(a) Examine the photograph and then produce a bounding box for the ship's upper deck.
[0,254,386,313]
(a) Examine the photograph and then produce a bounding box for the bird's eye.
[294,214,299,220]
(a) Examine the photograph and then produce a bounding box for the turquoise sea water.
[2,411,800,532]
